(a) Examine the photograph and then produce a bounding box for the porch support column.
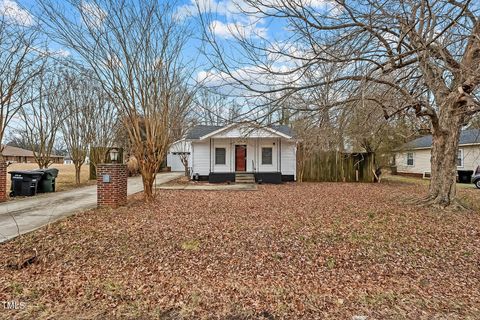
[279,138,282,173]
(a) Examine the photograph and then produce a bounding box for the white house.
[167,123,297,183]
[396,129,480,179]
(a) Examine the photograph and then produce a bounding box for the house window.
[457,149,464,167]
[262,147,273,165]
[406,152,414,166]
[215,148,226,165]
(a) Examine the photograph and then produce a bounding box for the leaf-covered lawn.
[1,181,479,319]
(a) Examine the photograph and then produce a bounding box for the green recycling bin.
[34,168,59,193]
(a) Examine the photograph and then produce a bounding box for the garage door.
[167,152,190,172]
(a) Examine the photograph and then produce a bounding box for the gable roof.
[186,124,295,140]
[403,129,480,150]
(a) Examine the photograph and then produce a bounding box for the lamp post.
[109,148,119,163]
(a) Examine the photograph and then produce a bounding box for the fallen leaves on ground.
[0,181,479,319]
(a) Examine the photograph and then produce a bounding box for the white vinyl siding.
[396,150,430,174]
[396,145,480,175]
[463,146,480,171]
[191,141,210,176]
[280,141,296,178]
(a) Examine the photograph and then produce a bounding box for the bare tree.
[39,0,194,200]
[192,87,230,125]
[91,91,118,152]
[60,68,98,185]
[89,80,119,177]
[199,0,480,208]
[19,64,66,168]
[5,131,30,150]
[0,14,41,157]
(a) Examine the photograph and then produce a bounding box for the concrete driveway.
[0,172,182,243]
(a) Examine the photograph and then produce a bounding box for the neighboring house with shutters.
[166,122,297,183]
[395,129,480,179]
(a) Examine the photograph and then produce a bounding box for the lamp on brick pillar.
[97,163,127,209]
[109,148,119,163]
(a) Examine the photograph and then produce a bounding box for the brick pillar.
[97,164,128,208]
[0,161,6,202]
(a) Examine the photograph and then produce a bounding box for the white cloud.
[0,0,34,26]
[52,49,71,57]
[36,47,71,58]
[196,63,303,92]
[210,19,267,39]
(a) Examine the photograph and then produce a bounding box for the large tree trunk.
[142,171,155,201]
[428,128,460,206]
[426,96,464,208]
[139,159,157,202]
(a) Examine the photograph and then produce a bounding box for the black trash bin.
[9,171,44,197]
[458,170,474,184]
[34,168,59,193]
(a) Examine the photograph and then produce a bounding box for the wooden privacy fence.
[299,151,376,183]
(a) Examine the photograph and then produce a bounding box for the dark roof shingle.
[185,125,223,139]
[272,125,294,137]
[403,129,480,149]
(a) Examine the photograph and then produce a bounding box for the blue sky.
[1,0,341,124]
[1,0,336,84]
[1,0,272,80]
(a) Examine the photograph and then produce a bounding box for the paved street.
[0,172,182,243]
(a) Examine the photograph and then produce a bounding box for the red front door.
[235,145,247,171]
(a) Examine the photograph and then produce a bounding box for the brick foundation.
[97,164,127,208]
[0,161,6,202]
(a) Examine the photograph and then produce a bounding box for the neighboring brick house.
[1,145,64,164]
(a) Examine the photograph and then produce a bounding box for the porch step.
[235,173,255,184]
